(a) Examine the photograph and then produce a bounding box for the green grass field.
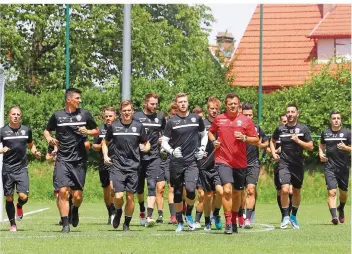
[1,202,350,254]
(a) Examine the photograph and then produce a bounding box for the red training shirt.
[209,113,257,169]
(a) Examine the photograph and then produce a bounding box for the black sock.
[107,204,113,216]
[277,195,283,217]
[17,197,28,208]
[139,201,145,213]
[147,207,153,218]
[246,209,253,219]
[186,204,194,216]
[169,203,176,216]
[195,211,203,222]
[205,216,210,225]
[292,206,298,216]
[61,216,69,227]
[68,196,73,219]
[213,208,220,217]
[72,205,79,214]
[282,207,289,217]
[5,200,16,226]
[329,208,337,218]
[158,210,163,216]
[288,194,293,215]
[116,208,123,218]
[124,216,132,226]
[238,207,244,217]
[176,212,183,223]
[339,202,346,210]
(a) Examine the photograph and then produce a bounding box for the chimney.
[319,4,336,18]
[216,32,235,60]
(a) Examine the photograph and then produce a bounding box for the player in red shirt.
[208,92,258,234]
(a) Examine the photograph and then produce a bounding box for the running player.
[1,106,41,232]
[241,103,268,228]
[133,94,166,227]
[208,93,258,234]
[192,105,205,228]
[102,100,150,232]
[270,103,313,230]
[319,111,351,224]
[197,97,223,231]
[92,107,117,225]
[161,93,207,232]
[44,88,99,233]
[159,102,178,224]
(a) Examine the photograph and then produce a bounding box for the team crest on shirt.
[155,118,159,123]
[295,128,300,134]
[237,120,242,126]
[132,127,137,132]
[339,133,344,137]
[76,115,82,121]
[191,117,196,123]
[21,130,26,135]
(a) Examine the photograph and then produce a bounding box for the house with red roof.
[225,4,351,92]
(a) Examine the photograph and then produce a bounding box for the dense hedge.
[4,63,351,164]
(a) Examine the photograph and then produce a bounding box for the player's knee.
[5,195,14,202]
[215,185,223,196]
[223,184,232,196]
[198,188,204,198]
[328,189,336,197]
[173,187,183,203]
[126,193,134,202]
[147,179,156,196]
[204,192,212,200]
[247,187,255,197]
[157,183,165,194]
[115,192,124,200]
[18,193,28,201]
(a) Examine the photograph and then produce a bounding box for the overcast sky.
[207,4,257,49]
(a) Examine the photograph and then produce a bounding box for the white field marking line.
[1,208,49,222]
[1,223,275,239]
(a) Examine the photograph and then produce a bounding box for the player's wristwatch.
[243,135,247,142]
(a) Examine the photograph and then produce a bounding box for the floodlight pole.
[65,4,70,89]
[122,4,131,100]
[258,4,263,123]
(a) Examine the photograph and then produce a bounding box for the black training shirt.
[0,124,32,174]
[133,111,166,160]
[321,128,351,169]
[46,108,97,162]
[105,120,147,172]
[272,123,312,165]
[246,125,268,166]
[164,113,205,163]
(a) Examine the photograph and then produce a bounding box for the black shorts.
[245,161,260,186]
[99,169,110,188]
[110,169,138,194]
[2,170,29,196]
[273,164,281,190]
[324,165,350,191]
[54,159,88,191]
[215,163,245,190]
[157,158,169,183]
[199,167,221,192]
[277,161,304,189]
[138,157,160,184]
[169,160,199,188]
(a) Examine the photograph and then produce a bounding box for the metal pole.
[258,4,263,123]
[0,68,5,221]
[122,4,131,100]
[65,4,70,89]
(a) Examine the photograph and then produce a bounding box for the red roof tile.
[228,4,324,89]
[308,5,351,38]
